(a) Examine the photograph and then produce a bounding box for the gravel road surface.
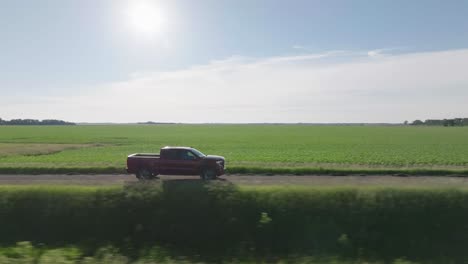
[0,174,468,187]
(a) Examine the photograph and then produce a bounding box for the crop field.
[0,124,467,175]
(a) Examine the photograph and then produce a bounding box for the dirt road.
[0,174,468,187]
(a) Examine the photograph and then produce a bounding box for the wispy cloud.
[367,47,405,58]
[292,44,307,50]
[2,49,468,123]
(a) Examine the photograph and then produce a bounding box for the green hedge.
[1,183,468,262]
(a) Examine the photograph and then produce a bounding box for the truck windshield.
[191,148,206,157]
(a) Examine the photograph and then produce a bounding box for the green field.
[0,125,467,175]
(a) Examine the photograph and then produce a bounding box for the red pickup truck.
[126,146,225,180]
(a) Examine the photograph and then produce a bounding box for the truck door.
[159,149,179,175]
[176,150,200,175]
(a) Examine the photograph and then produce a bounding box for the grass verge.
[0,166,467,176]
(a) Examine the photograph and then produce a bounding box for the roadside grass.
[0,125,467,175]
[0,166,123,175]
[0,165,467,176]
[0,183,468,263]
[230,160,468,170]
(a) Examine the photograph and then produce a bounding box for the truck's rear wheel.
[201,168,216,181]
[136,168,155,181]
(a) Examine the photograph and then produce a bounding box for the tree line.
[0,118,76,125]
[408,118,468,127]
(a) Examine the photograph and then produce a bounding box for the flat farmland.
[0,124,467,175]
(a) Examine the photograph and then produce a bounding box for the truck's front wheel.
[201,168,217,181]
[136,168,155,181]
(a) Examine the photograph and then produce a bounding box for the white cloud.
[292,45,306,50]
[367,47,405,58]
[2,49,468,123]
[367,49,385,58]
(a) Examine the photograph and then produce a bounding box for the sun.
[126,1,166,35]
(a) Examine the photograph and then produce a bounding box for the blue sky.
[1,0,468,122]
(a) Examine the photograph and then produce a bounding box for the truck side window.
[179,150,196,160]
[187,151,197,160]
[164,149,178,160]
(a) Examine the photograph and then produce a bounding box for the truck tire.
[201,168,216,181]
[136,168,155,181]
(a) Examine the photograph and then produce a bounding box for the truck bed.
[126,153,160,175]
[128,153,160,158]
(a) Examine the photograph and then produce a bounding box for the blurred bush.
[0,183,467,262]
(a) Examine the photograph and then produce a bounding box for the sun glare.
[126,1,166,35]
